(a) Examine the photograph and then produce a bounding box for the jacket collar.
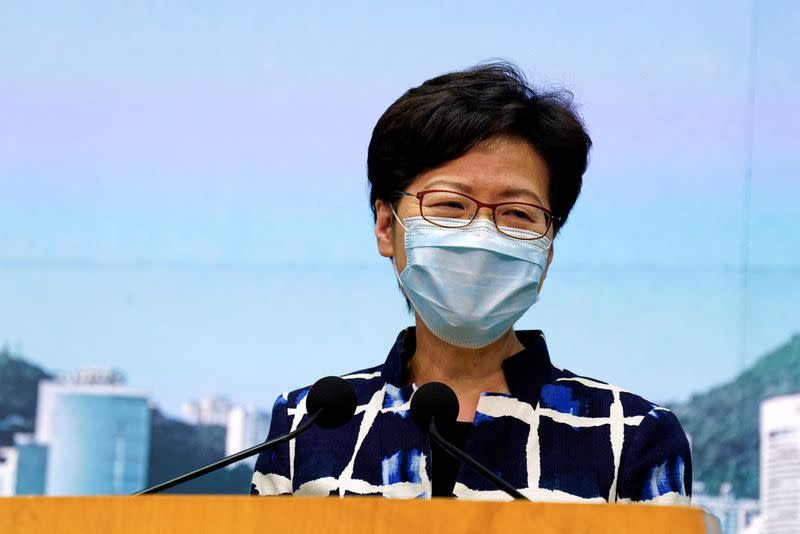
[381,327,555,405]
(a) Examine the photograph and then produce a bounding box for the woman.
[251,62,691,503]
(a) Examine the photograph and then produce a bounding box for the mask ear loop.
[389,204,409,232]
[388,204,411,294]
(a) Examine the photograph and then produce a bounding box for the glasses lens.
[420,191,477,227]
[495,204,551,238]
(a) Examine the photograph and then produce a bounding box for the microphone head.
[409,382,459,429]
[306,376,357,429]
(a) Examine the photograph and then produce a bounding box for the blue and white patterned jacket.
[251,329,691,503]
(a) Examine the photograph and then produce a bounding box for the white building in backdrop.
[0,434,47,496]
[225,405,270,466]
[35,371,150,495]
[181,396,232,427]
[693,484,760,534]
[760,394,800,534]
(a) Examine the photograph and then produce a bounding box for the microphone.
[133,375,357,495]
[305,376,358,428]
[410,382,528,500]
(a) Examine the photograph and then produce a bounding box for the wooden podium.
[0,496,720,533]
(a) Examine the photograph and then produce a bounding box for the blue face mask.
[392,214,551,349]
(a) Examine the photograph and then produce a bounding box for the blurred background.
[0,2,798,532]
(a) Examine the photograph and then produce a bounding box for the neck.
[408,317,525,422]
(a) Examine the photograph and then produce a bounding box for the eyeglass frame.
[395,189,560,240]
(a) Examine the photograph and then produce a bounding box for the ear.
[375,199,396,258]
[538,243,555,292]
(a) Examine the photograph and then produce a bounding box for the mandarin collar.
[381,327,555,405]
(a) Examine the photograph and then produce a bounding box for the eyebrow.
[421,178,545,206]
[422,179,473,193]
[497,187,545,206]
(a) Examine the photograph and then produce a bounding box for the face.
[374,134,555,289]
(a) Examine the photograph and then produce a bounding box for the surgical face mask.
[392,212,551,349]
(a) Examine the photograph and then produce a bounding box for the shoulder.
[543,367,690,472]
[545,368,691,503]
[542,367,677,420]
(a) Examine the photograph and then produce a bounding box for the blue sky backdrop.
[1,1,798,414]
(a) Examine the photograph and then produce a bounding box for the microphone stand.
[429,417,528,501]
[133,410,321,495]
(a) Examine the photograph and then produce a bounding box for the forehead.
[410,135,550,207]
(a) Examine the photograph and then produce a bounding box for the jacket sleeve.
[615,408,692,504]
[250,394,293,495]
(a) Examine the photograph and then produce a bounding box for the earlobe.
[374,200,396,258]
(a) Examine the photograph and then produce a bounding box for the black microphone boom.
[133,410,322,495]
[410,382,528,501]
[428,419,527,500]
[133,376,357,495]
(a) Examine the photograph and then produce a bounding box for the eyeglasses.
[397,189,559,240]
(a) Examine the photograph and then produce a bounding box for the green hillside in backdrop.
[0,347,52,445]
[668,334,800,499]
[2,334,800,498]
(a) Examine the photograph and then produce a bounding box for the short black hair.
[367,61,591,235]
